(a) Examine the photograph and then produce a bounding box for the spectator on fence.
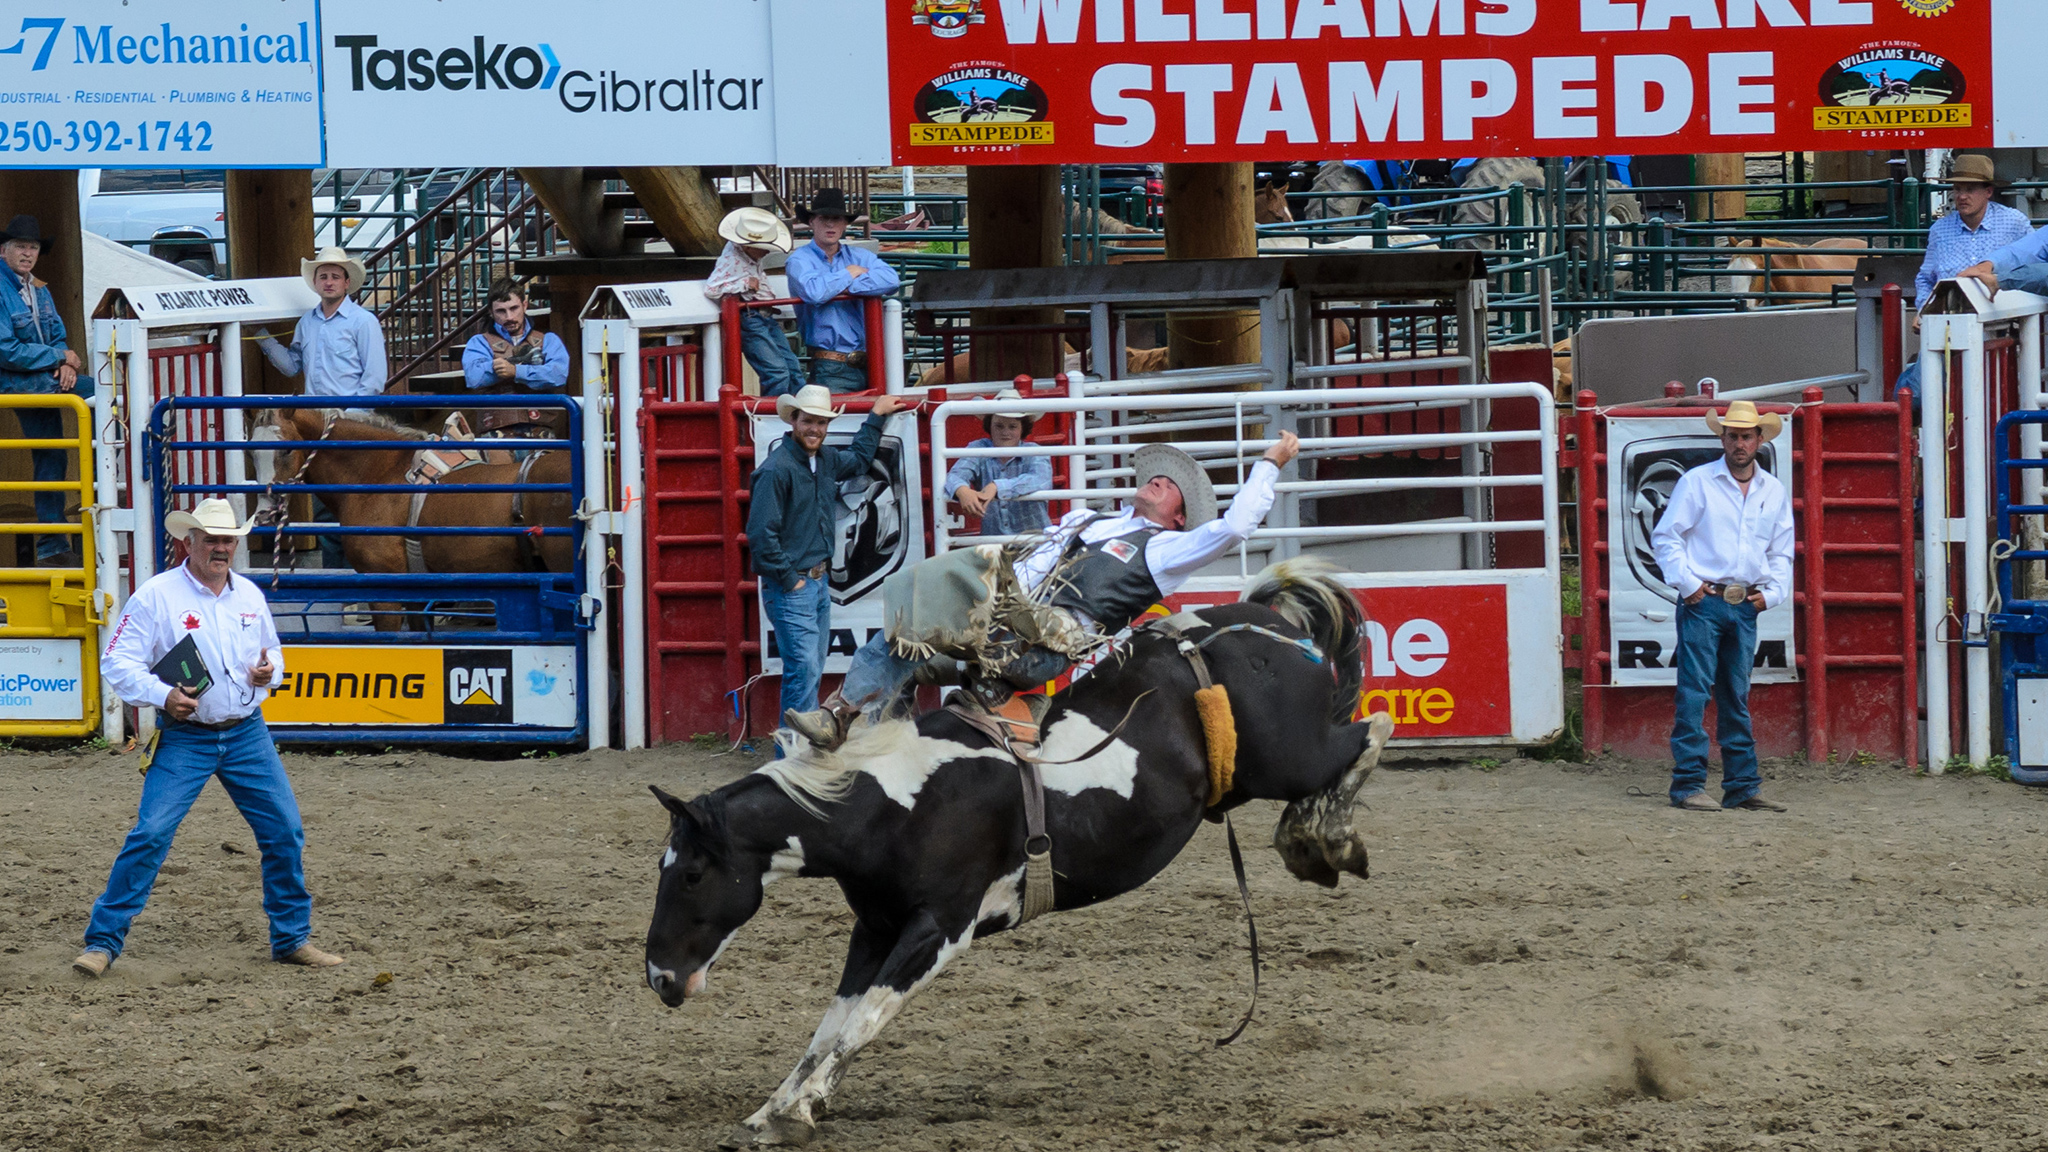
[0,215,90,567]
[1891,157,2034,410]
[747,385,910,753]
[258,246,388,407]
[944,389,1051,538]
[705,207,805,398]
[785,188,900,394]
[1650,401,1794,815]
[75,498,345,979]
[461,278,568,393]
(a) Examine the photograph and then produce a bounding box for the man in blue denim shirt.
[746,385,909,738]
[943,388,1051,539]
[0,215,91,566]
[785,189,900,393]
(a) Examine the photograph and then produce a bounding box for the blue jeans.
[1894,358,1924,421]
[808,356,870,394]
[1669,595,1762,807]
[741,309,806,398]
[84,716,313,960]
[842,632,922,718]
[16,407,71,560]
[761,573,832,722]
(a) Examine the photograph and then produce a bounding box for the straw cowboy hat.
[984,387,1038,433]
[718,206,793,254]
[301,245,366,294]
[1704,399,1782,441]
[1938,154,2002,187]
[1133,444,1218,527]
[775,384,840,424]
[165,498,254,539]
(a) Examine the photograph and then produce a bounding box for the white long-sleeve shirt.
[102,563,284,724]
[1650,457,1794,610]
[1016,459,1282,627]
[703,242,779,302]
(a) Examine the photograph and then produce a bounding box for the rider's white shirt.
[102,563,285,724]
[1014,459,1281,629]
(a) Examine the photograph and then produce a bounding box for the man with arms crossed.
[1651,402,1794,813]
[784,189,899,394]
[75,499,344,976]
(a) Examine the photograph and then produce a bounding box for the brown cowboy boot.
[785,693,859,751]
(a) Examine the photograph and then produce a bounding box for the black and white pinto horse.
[645,560,1393,1147]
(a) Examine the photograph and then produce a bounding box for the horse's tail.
[1241,558,1366,726]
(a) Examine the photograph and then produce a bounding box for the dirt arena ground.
[4,742,2047,1152]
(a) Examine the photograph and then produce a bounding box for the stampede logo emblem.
[912,0,985,39]
[1897,0,1955,16]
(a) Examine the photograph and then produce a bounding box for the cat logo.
[444,650,515,725]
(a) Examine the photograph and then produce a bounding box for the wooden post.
[966,165,1062,382]
[519,168,632,258]
[1692,154,1749,223]
[225,170,317,395]
[1163,162,1259,370]
[620,167,727,257]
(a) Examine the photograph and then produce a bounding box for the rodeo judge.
[74,499,344,977]
[786,433,1301,752]
[1650,401,1794,814]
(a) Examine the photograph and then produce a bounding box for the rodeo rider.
[1650,401,1793,814]
[75,499,345,977]
[460,278,571,443]
[787,433,1302,753]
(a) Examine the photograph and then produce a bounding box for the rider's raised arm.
[1145,458,1282,588]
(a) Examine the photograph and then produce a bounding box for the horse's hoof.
[757,1116,816,1147]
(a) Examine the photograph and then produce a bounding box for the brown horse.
[270,409,576,628]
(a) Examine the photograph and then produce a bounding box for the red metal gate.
[1566,387,1918,764]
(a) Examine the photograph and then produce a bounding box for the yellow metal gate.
[0,395,103,737]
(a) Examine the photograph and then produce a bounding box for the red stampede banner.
[889,0,1992,163]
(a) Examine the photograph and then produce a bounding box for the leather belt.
[804,562,828,580]
[810,349,866,364]
[166,714,252,732]
[1703,582,1753,605]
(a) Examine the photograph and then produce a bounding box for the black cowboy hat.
[798,187,861,224]
[1,215,50,251]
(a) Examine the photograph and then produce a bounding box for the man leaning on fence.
[1895,155,2032,407]
[785,189,899,394]
[1651,401,1793,815]
[0,215,91,567]
[257,246,389,406]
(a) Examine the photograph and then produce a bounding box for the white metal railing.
[1919,280,2048,771]
[928,382,1557,587]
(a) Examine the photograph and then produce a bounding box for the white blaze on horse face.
[661,846,678,870]
[763,835,805,890]
[1035,714,1141,798]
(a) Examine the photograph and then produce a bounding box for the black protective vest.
[1048,518,1165,627]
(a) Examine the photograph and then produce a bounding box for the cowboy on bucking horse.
[785,434,1302,751]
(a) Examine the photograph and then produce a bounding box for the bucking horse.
[645,559,1394,1147]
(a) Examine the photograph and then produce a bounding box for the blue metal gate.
[147,395,594,746]
[1989,409,2048,785]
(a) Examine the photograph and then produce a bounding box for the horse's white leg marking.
[743,994,863,1130]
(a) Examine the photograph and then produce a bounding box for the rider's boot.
[784,693,859,752]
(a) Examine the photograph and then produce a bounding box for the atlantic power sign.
[0,0,323,167]
[319,0,783,167]
[886,0,1994,162]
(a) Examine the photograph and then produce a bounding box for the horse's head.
[645,785,768,1008]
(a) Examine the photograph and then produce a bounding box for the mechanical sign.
[0,0,323,168]
[886,0,1993,163]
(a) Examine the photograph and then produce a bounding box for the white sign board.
[756,411,924,676]
[0,639,84,720]
[0,0,322,168]
[1604,417,1797,688]
[1995,0,2048,147]
[324,0,777,167]
[106,276,319,329]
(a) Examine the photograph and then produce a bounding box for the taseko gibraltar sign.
[886,0,1993,163]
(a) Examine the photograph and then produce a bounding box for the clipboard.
[150,634,213,699]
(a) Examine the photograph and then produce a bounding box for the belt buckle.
[1721,583,1747,605]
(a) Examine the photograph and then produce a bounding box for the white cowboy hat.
[165,498,254,539]
[775,384,839,424]
[1704,399,1783,442]
[718,207,793,254]
[1132,444,1218,528]
[301,245,366,294]
[985,387,1037,429]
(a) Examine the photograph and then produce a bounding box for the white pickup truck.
[81,168,416,278]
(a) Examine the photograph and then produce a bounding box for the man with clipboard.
[74,500,344,977]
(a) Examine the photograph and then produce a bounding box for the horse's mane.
[278,409,426,441]
[754,717,934,820]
